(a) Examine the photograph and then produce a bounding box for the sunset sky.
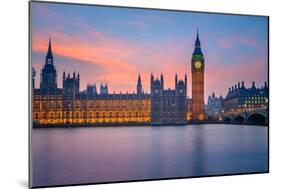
[31,2,268,101]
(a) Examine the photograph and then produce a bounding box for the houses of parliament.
[32,32,205,126]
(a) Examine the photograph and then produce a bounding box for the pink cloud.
[32,30,267,102]
[204,55,268,99]
[32,5,267,102]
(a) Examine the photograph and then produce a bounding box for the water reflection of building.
[223,81,268,115]
[205,92,223,120]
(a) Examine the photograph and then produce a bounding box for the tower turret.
[193,28,203,56]
[137,74,143,94]
[40,38,57,90]
[252,81,256,89]
[160,73,164,87]
[175,73,178,87]
[46,38,53,65]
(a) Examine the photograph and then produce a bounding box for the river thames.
[31,124,268,187]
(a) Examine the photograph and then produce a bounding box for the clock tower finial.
[194,28,202,55]
[196,27,199,41]
[137,74,142,94]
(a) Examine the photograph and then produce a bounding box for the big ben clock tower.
[191,29,205,121]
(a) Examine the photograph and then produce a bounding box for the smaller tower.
[137,74,143,94]
[175,75,187,96]
[150,73,154,93]
[252,81,256,89]
[46,38,54,65]
[87,84,97,95]
[63,71,80,98]
[151,74,163,96]
[40,38,57,90]
[242,81,245,88]
[175,73,178,87]
[160,73,164,88]
[100,83,108,95]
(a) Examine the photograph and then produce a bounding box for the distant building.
[150,73,187,125]
[223,81,268,115]
[205,92,223,120]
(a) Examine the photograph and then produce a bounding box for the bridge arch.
[223,117,231,123]
[233,115,245,124]
[247,113,266,125]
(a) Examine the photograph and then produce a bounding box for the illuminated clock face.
[194,61,202,69]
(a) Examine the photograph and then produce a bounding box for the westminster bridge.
[222,108,268,125]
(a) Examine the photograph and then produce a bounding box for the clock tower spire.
[191,29,205,121]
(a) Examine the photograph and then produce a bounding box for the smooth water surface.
[32,124,268,187]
